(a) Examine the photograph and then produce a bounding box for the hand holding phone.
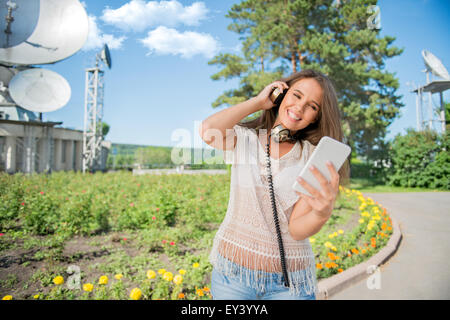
[292,136,351,197]
[256,81,289,110]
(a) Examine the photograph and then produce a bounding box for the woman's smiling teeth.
[287,110,301,121]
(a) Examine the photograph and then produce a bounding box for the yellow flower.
[367,197,374,205]
[157,268,166,275]
[309,237,315,243]
[178,269,186,275]
[333,231,338,237]
[367,220,376,229]
[83,283,94,292]
[147,270,156,279]
[163,271,173,282]
[338,229,344,234]
[359,218,365,224]
[53,276,64,285]
[328,233,334,239]
[98,275,108,285]
[130,288,142,300]
[324,241,333,248]
[192,262,200,268]
[2,295,12,300]
[361,211,370,217]
[331,246,337,252]
[114,274,123,280]
[173,274,183,285]
[33,294,39,299]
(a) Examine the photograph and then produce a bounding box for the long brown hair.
[238,69,351,187]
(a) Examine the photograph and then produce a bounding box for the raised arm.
[198,97,260,151]
[198,81,289,151]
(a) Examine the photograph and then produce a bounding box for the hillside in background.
[108,143,226,169]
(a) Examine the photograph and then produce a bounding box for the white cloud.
[82,15,126,51]
[139,26,219,59]
[101,0,209,32]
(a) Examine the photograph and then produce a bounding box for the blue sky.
[39,0,450,149]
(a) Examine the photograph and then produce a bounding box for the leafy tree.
[386,128,449,189]
[102,122,110,138]
[135,147,172,167]
[208,0,404,162]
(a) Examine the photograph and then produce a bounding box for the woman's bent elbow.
[289,227,305,241]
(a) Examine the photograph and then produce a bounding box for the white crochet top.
[209,124,318,296]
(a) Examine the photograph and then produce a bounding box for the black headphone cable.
[266,132,290,287]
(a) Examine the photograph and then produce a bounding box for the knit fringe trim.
[209,248,318,297]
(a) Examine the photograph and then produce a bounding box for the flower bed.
[0,171,392,300]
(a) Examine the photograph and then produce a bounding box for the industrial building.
[0,106,110,174]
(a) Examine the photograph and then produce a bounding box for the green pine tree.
[208,0,404,162]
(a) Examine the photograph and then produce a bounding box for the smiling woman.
[200,69,351,300]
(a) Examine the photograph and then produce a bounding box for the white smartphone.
[292,136,351,197]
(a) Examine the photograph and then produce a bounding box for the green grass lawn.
[349,178,446,193]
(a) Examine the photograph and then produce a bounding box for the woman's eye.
[294,94,318,111]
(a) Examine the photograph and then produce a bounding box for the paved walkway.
[330,192,450,300]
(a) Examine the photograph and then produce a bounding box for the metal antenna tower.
[82,44,111,173]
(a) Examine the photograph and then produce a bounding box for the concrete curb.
[316,214,403,300]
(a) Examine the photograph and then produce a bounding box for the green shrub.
[386,128,449,189]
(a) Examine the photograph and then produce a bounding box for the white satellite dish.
[0,0,89,66]
[99,44,112,69]
[422,50,450,80]
[8,68,71,112]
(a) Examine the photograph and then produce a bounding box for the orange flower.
[351,248,359,254]
[203,287,210,292]
[178,293,185,299]
[361,249,366,254]
[381,223,387,230]
[325,262,332,269]
[347,253,352,258]
[196,289,204,297]
[387,226,392,231]
[316,263,323,270]
[338,268,343,273]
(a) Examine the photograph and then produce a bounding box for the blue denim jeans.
[210,268,316,300]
